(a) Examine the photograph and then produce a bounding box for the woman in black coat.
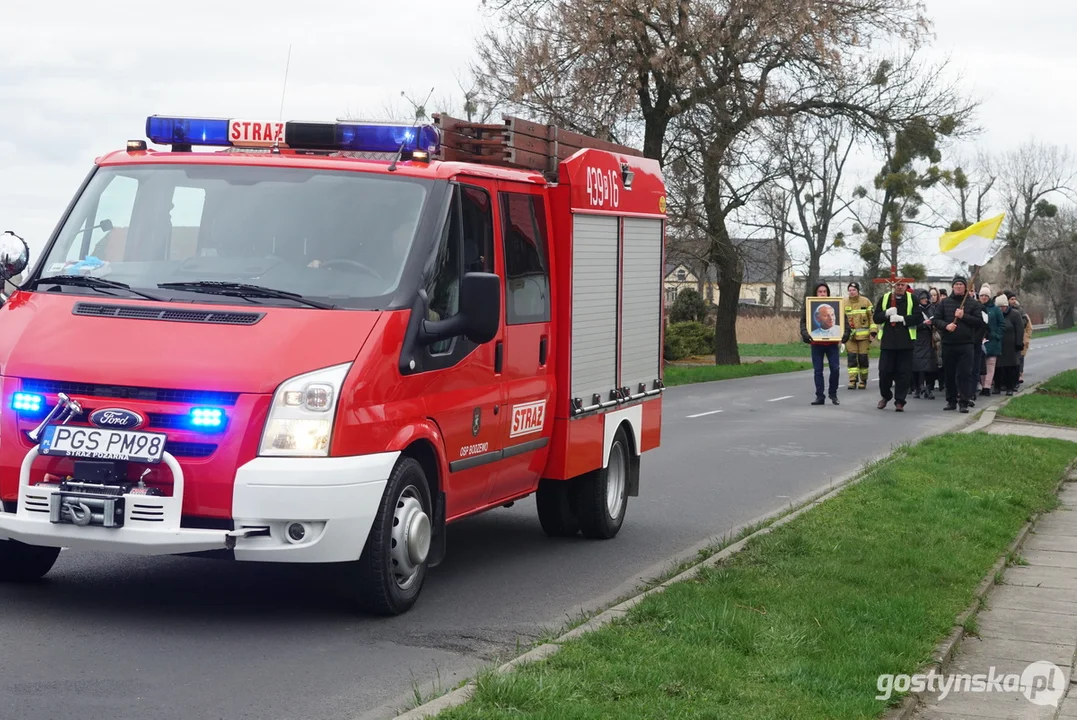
[997,294,1025,395]
[912,289,938,399]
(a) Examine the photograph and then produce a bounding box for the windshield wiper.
[157,281,336,310]
[37,275,166,302]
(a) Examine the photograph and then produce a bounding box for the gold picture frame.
[805,296,844,342]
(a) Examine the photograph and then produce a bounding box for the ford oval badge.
[88,408,145,430]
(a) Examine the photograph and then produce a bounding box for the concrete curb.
[881,461,1077,719]
[392,394,1016,719]
[960,381,1042,434]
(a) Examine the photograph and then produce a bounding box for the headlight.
[259,363,352,457]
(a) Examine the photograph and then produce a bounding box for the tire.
[350,457,434,616]
[0,539,61,582]
[575,426,630,539]
[536,479,580,537]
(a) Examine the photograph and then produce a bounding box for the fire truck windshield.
[36,163,437,309]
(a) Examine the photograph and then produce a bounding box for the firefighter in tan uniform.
[843,282,877,389]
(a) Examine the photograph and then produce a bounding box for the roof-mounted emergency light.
[144,115,441,155]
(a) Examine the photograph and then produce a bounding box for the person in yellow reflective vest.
[872,281,921,411]
[843,282,877,389]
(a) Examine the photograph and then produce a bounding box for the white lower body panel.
[0,449,398,564]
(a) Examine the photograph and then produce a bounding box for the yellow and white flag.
[938,213,1006,266]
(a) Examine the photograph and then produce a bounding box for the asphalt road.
[2,335,1076,720]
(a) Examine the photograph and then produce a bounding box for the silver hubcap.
[390,485,429,590]
[606,441,626,520]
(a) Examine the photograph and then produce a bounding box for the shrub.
[670,288,708,323]
[664,321,714,360]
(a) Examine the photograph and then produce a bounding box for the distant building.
[663,237,797,310]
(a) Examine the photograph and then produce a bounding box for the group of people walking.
[801,276,1033,413]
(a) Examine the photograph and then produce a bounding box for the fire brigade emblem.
[472,407,481,437]
[658,196,667,213]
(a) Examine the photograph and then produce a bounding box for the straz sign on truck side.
[0,113,665,615]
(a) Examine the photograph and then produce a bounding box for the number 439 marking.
[585,167,620,209]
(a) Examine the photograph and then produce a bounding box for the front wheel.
[575,426,630,539]
[349,457,433,616]
[0,539,61,582]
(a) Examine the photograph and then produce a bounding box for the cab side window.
[426,185,494,355]
[500,192,550,324]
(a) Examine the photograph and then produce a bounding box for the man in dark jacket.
[873,280,922,411]
[932,275,986,413]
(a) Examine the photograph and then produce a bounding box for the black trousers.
[999,364,1020,391]
[943,344,975,407]
[970,343,984,391]
[878,349,914,404]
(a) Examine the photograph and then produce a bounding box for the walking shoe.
[830,394,840,406]
[968,400,976,408]
[811,396,825,405]
[858,381,867,390]
[848,383,857,390]
[895,403,905,412]
[878,398,888,410]
[943,403,956,411]
[960,406,969,414]
[1006,390,1014,396]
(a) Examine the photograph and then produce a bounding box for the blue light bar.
[146,116,232,147]
[144,115,442,155]
[189,407,225,429]
[12,392,44,413]
[284,121,441,154]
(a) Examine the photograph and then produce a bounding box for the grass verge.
[738,342,882,359]
[1039,369,1077,397]
[1031,325,1077,339]
[436,434,1076,719]
[664,360,812,386]
[998,368,1077,427]
[999,393,1077,428]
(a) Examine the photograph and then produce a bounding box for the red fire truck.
[0,112,666,614]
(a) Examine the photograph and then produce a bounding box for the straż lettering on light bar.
[11,392,43,413]
[189,407,224,429]
[144,115,441,154]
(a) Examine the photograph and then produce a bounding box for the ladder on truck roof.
[432,114,643,178]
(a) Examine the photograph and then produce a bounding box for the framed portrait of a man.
[805,296,844,342]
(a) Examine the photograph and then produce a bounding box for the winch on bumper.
[0,446,397,561]
[0,446,254,555]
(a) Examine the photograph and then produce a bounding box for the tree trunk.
[1058,303,1075,330]
[774,237,786,312]
[807,253,821,301]
[709,227,744,365]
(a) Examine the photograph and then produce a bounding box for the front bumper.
[0,449,398,563]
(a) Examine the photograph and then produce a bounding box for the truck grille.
[20,379,239,406]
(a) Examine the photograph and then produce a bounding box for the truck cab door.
[483,184,554,504]
[417,181,506,519]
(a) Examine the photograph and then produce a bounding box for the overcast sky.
[2,0,1073,276]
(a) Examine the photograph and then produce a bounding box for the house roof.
[664,237,780,285]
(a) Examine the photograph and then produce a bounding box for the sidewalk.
[910,417,1077,719]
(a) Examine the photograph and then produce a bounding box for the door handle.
[539,336,548,366]
[495,341,503,374]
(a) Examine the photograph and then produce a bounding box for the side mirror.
[420,272,502,346]
[0,231,30,281]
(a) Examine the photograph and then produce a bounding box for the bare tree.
[938,150,998,230]
[755,115,861,301]
[472,0,971,363]
[1025,206,1077,329]
[997,140,1076,290]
